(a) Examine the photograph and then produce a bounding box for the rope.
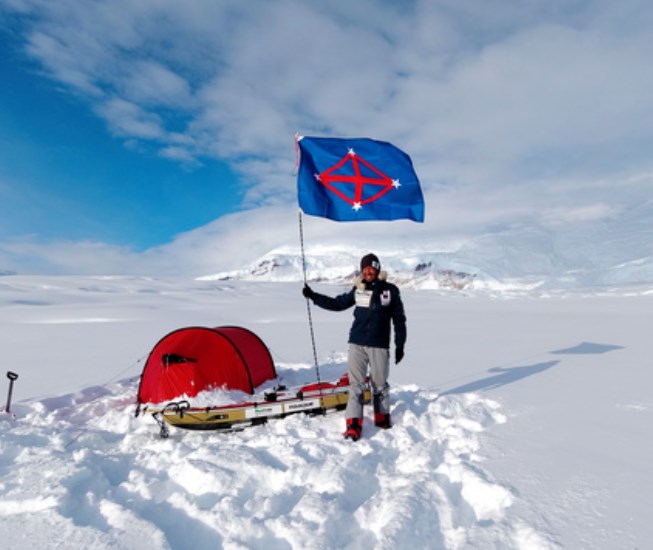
[62,353,148,448]
[298,210,322,390]
[105,354,147,386]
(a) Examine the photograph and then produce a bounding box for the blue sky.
[0,27,242,250]
[1,0,652,275]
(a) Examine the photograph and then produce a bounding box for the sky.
[1,0,653,276]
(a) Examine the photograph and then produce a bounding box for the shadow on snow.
[550,341,624,355]
[440,341,624,396]
[441,361,560,396]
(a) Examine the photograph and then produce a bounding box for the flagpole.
[298,209,322,389]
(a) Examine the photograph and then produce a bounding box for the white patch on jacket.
[354,271,389,308]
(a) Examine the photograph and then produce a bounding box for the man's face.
[362,266,378,282]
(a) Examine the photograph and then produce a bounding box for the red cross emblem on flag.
[315,148,400,211]
[297,136,425,222]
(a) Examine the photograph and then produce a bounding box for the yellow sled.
[142,374,371,437]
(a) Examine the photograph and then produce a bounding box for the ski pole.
[5,371,18,414]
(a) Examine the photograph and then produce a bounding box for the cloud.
[96,97,167,140]
[540,203,618,226]
[121,60,194,109]
[0,237,145,275]
[2,167,651,277]
[10,1,653,187]
[159,146,199,164]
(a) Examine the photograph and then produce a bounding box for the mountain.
[198,246,478,290]
[197,216,653,294]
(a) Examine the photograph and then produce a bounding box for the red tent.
[137,326,277,404]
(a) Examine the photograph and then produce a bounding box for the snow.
[1,275,651,549]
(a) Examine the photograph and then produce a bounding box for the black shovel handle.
[5,371,18,414]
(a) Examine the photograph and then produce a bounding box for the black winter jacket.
[311,273,406,349]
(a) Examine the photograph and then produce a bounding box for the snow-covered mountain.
[191,194,653,294]
[198,221,653,294]
[198,246,478,290]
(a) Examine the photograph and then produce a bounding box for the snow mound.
[0,368,534,549]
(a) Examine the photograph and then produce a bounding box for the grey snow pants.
[345,343,390,420]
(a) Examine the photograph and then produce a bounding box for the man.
[302,253,406,441]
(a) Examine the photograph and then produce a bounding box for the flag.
[296,136,425,222]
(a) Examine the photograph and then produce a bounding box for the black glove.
[302,284,315,300]
[395,346,404,364]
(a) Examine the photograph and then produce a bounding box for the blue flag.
[297,136,424,222]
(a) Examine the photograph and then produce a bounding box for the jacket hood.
[355,271,387,290]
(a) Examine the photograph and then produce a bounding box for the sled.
[141,373,371,438]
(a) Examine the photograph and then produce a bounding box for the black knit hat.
[360,253,381,272]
